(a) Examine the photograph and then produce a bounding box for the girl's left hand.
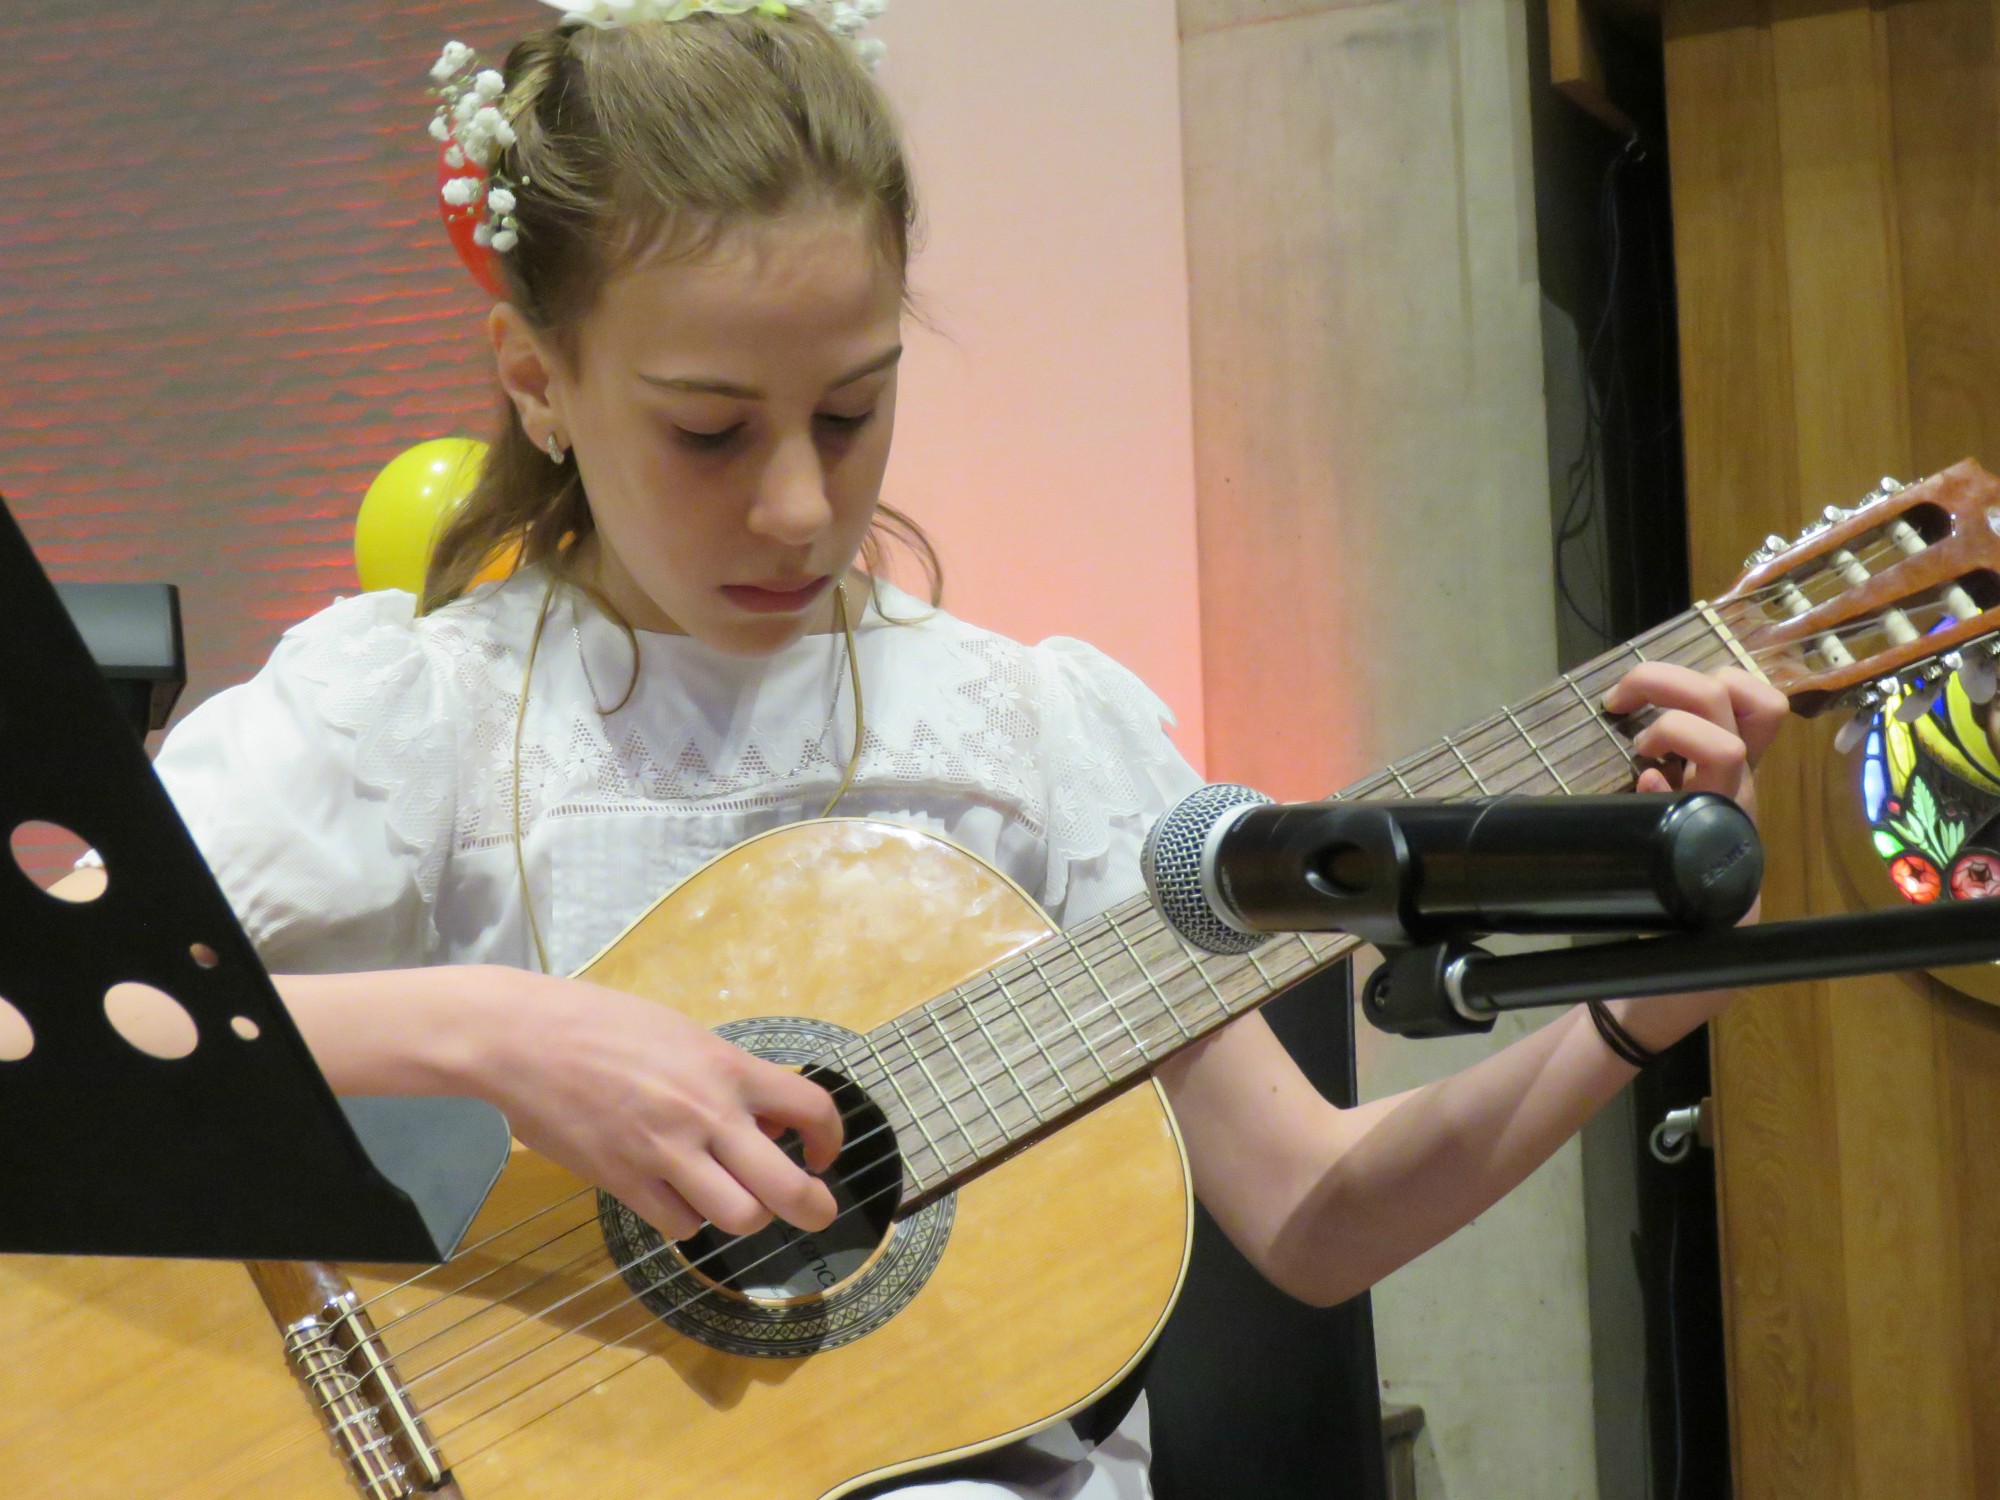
[1593,663,1792,1045]
[1600,663,1791,815]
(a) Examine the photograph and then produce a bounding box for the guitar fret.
[1386,763,1419,796]
[961,988,1042,1124]
[1501,705,1572,792]
[1242,945,1276,994]
[895,1011,985,1154]
[1561,670,1638,773]
[1077,925,1179,1058]
[1441,732,1491,794]
[858,1031,950,1179]
[1076,927,1156,1062]
[1134,920,1218,1032]
[992,968,1082,1106]
[932,995,1015,1143]
[1025,949,1120,1083]
[1112,910,1213,1035]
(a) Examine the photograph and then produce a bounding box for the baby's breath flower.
[441,176,485,208]
[430,40,473,81]
[473,69,505,100]
[487,187,517,215]
[490,228,519,253]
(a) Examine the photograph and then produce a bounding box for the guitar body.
[0,820,1192,1499]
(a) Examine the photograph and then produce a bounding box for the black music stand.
[0,493,509,1262]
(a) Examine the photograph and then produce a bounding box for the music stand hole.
[104,982,199,1060]
[230,1016,260,1041]
[9,821,99,901]
[190,943,220,969]
[0,996,33,1061]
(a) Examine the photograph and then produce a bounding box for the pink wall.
[871,0,1207,770]
[0,0,1207,898]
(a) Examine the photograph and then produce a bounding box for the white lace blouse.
[150,569,1205,980]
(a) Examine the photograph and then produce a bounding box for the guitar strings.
[369,675,1755,1457]
[344,510,1942,1322]
[374,599,1899,1436]
[372,603,1795,1387]
[409,709,1697,1452]
[380,593,1804,1344]
[356,592,1984,1472]
[356,612,1740,1366]
[378,745,1624,1419]
[308,588,1947,1456]
[376,623,1747,1428]
[364,546,1961,1444]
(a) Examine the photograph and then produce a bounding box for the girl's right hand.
[466,967,845,1241]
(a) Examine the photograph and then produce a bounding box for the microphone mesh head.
[1141,783,1274,955]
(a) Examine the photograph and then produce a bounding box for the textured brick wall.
[1,0,529,881]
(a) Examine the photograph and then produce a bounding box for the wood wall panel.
[1666,0,2000,1491]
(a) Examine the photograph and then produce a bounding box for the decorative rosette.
[428,43,522,297]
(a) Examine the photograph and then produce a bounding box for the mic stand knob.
[1360,940,1497,1038]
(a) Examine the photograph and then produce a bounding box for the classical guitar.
[6,463,1999,1499]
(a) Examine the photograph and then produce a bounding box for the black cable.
[1555,138,1639,644]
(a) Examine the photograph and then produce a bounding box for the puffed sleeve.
[1031,638,1207,928]
[147,591,460,973]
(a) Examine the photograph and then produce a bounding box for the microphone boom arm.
[1362,897,2000,1039]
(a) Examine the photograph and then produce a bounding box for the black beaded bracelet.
[1588,998,1662,1069]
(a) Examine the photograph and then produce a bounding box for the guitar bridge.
[282,1289,449,1500]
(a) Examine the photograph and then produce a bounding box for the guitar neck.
[849,602,1762,1207]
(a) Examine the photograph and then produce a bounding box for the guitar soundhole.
[597,1015,956,1358]
[675,1067,899,1302]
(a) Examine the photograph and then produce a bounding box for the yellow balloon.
[354,438,489,594]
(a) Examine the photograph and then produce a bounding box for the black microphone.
[1140,786,1763,954]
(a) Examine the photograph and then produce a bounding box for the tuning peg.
[1961,643,1999,705]
[1744,532,1791,569]
[1834,682,1888,753]
[1896,682,1945,722]
[1894,662,1950,723]
[1835,709,1875,754]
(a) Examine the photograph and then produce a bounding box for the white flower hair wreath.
[428,0,887,271]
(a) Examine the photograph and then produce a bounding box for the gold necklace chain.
[510,576,866,975]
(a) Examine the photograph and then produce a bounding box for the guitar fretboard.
[838,602,1764,1204]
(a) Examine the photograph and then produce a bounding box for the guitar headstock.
[1715,460,2000,737]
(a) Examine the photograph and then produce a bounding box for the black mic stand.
[1362,879,2000,1039]
[0,492,509,1262]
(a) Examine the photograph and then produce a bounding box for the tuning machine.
[1893,660,1952,723]
[1742,480,1904,571]
[1834,679,1894,754]
[1957,635,2000,705]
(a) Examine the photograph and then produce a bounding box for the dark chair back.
[1146,960,1389,1500]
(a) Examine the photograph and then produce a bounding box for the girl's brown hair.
[420,10,940,617]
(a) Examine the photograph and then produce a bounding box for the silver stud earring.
[545,432,566,465]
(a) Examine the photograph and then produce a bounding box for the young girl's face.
[506,210,904,655]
